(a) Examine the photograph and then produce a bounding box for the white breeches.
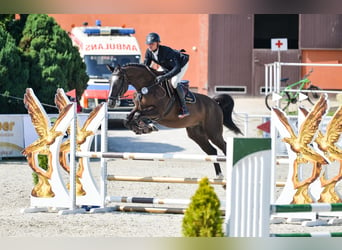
[170,62,189,88]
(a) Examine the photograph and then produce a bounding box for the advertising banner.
[0,115,24,158]
[0,113,94,158]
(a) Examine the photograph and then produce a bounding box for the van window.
[84,55,141,79]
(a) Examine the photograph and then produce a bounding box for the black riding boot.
[175,83,190,119]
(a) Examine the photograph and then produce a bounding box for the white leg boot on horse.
[175,83,190,119]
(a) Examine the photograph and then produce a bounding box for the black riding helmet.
[146,32,160,44]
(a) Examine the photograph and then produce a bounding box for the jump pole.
[110,205,226,215]
[107,196,191,205]
[107,175,226,185]
[106,175,285,187]
[76,151,226,162]
[106,195,225,207]
[271,232,342,237]
[271,203,342,213]
[112,205,187,214]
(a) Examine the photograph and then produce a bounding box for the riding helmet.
[146,32,160,44]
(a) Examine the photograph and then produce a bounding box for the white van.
[69,20,141,112]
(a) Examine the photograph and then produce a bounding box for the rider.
[143,32,190,119]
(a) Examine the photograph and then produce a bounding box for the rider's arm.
[162,58,181,79]
[158,47,182,79]
[143,49,153,66]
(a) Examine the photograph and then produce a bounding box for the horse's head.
[107,64,129,108]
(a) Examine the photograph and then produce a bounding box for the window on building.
[254,14,299,49]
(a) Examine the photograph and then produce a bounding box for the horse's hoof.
[148,124,158,132]
[142,128,152,134]
[133,112,141,120]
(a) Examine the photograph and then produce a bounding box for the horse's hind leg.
[207,132,227,156]
[186,126,223,177]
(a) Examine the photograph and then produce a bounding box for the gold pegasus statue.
[22,88,73,197]
[314,105,342,203]
[272,94,328,204]
[55,88,104,196]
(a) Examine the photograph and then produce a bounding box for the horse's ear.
[106,64,115,72]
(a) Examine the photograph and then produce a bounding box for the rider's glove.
[155,75,166,84]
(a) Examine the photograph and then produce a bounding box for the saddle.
[164,80,196,104]
[147,66,195,103]
[181,80,196,104]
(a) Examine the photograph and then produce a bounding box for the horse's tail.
[212,94,243,135]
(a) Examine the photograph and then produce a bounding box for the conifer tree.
[19,14,88,113]
[0,25,29,113]
[182,177,224,237]
[0,14,88,113]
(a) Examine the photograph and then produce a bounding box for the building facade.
[50,14,342,97]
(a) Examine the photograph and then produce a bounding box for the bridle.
[108,64,167,105]
[108,67,129,103]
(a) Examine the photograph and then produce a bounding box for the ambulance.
[69,20,141,113]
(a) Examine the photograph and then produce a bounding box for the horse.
[107,63,242,178]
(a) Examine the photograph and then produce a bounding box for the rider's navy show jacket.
[144,45,189,79]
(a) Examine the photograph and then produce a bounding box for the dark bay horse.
[107,63,242,177]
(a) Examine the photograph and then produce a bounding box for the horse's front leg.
[138,106,161,120]
[123,107,141,129]
[131,106,160,133]
[122,108,140,133]
[123,108,155,134]
[126,107,138,123]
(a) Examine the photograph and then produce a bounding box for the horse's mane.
[123,62,147,69]
[123,63,159,75]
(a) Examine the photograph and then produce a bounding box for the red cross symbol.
[275,40,283,48]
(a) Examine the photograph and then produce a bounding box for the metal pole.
[265,64,269,95]
[69,103,77,210]
[100,102,108,208]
